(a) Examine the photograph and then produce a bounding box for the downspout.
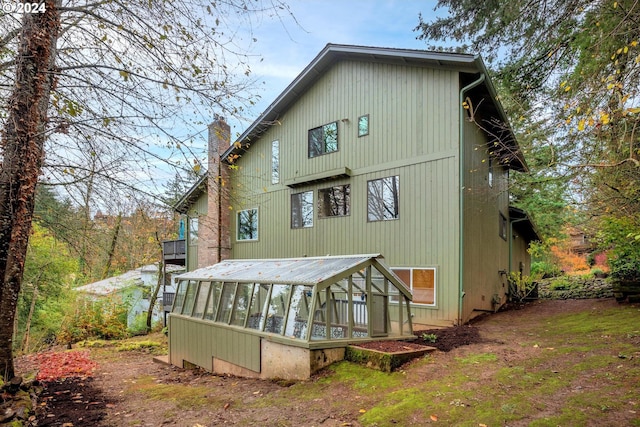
[216,157,223,263]
[458,73,485,325]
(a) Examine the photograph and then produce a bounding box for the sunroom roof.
[177,254,411,297]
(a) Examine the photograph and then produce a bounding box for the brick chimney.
[199,115,231,267]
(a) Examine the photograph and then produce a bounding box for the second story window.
[318,185,350,218]
[488,157,493,188]
[272,140,280,184]
[237,208,258,241]
[308,121,338,158]
[358,114,369,137]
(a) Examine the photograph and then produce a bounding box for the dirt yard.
[13,298,640,426]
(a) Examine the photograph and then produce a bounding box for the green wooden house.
[173,44,539,330]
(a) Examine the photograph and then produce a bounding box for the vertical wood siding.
[169,315,261,372]
[461,118,510,320]
[226,60,462,325]
[186,195,208,271]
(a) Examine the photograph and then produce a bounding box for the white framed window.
[308,121,338,157]
[392,267,436,305]
[367,176,399,221]
[318,184,350,218]
[291,191,313,228]
[271,140,279,184]
[237,208,258,241]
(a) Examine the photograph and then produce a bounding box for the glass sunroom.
[168,254,414,380]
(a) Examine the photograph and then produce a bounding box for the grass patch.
[124,375,227,410]
[320,361,405,392]
[356,304,640,426]
[456,353,497,365]
[116,340,166,355]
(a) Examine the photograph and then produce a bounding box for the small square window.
[318,185,350,217]
[308,122,338,157]
[358,114,369,137]
[237,208,258,241]
[291,191,313,228]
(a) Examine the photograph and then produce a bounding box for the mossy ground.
[21,300,640,427]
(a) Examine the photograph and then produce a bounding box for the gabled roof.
[222,43,527,172]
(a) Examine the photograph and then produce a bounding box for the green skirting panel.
[169,316,261,373]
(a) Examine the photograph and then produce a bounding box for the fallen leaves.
[34,350,97,381]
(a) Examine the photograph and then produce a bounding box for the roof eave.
[173,173,207,214]
[470,57,529,173]
[222,44,480,164]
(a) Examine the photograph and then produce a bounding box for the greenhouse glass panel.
[231,283,254,327]
[371,294,388,336]
[265,284,290,334]
[216,282,237,323]
[247,284,270,330]
[204,282,222,321]
[181,280,198,316]
[192,281,211,319]
[311,289,328,340]
[370,266,387,294]
[284,285,313,339]
[172,280,187,313]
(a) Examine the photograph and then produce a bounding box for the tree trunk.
[146,232,164,332]
[0,0,60,381]
[21,283,38,353]
[101,212,122,280]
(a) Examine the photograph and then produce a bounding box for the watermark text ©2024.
[1,1,46,14]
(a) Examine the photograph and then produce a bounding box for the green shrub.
[549,277,572,291]
[531,261,561,279]
[58,295,130,344]
[609,258,640,282]
[421,333,437,343]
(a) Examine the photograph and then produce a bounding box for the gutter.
[458,72,485,326]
